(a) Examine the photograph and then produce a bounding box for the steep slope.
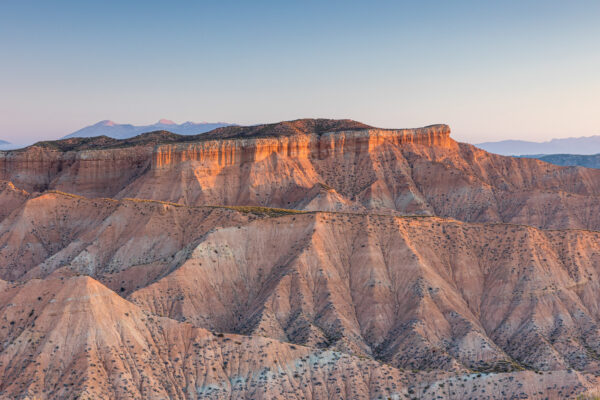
[522,153,600,169]
[2,120,600,229]
[5,191,600,380]
[1,275,595,400]
[0,180,28,222]
[0,146,152,197]
[130,212,600,376]
[118,128,600,229]
[0,191,263,285]
[0,131,203,196]
[0,275,418,399]
[3,119,600,399]
[116,125,600,230]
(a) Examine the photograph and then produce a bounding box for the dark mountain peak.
[24,131,189,152]
[8,119,448,153]
[201,118,373,140]
[29,136,118,152]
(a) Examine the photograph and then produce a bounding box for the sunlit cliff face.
[2,120,600,399]
[2,121,600,230]
[152,125,453,168]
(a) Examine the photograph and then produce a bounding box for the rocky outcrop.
[3,191,600,380]
[151,125,453,167]
[0,180,28,222]
[128,123,600,229]
[0,146,151,196]
[0,274,594,399]
[0,192,255,282]
[3,119,600,399]
[130,212,600,374]
[3,120,600,230]
[0,275,412,399]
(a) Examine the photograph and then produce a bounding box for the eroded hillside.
[2,119,600,399]
[2,120,600,229]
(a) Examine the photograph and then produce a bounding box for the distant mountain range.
[63,119,234,139]
[520,153,600,169]
[0,140,9,145]
[476,135,600,156]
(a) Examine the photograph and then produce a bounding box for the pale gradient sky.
[1,0,599,145]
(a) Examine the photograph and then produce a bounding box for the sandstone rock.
[2,120,599,229]
[2,119,600,399]
[0,275,593,399]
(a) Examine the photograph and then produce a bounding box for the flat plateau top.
[3,119,450,152]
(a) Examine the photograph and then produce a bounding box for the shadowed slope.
[1,275,594,399]
[2,119,600,399]
[2,120,600,229]
[130,212,600,375]
[0,181,28,222]
[0,275,417,399]
[3,190,600,377]
[0,191,262,286]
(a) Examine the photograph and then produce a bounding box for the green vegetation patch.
[221,205,306,217]
[122,197,184,207]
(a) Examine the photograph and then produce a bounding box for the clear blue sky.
[1,0,599,144]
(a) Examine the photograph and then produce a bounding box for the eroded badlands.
[1,120,600,399]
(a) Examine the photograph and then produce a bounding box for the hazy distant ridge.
[64,119,234,139]
[520,153,600,169]
[477,135,600,156]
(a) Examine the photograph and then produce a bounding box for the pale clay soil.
[1,121,600,399]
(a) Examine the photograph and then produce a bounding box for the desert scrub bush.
[122,197,184,207]
[220,205,305,217]
[45,190,87,200]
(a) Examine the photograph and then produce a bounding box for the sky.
[1,0,599,145]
